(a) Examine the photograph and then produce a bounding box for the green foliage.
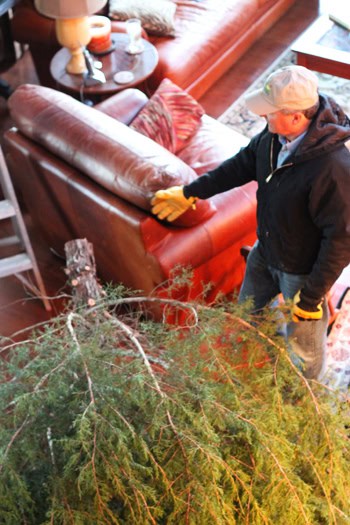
[0,288,349,524]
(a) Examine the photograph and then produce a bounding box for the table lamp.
[34,0,107,75]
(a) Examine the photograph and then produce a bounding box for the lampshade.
[34,0,107,19]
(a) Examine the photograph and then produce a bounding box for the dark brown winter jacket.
[184,94,350,308]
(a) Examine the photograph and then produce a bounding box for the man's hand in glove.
[151,186,197,222]
[292,291,323,322]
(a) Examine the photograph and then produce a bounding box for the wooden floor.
[0,0,336,340]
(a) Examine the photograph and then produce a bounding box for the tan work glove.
[151,185,197,222]
[292,291,323,322]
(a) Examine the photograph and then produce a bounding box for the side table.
[291,16,350,80]
[50,33,158,101]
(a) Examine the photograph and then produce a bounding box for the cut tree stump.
[64,239,102,308]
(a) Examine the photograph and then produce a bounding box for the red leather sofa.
[11,0,298,99]
[3,84,257,310]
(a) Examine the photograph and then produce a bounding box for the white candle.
[88,15,112,54]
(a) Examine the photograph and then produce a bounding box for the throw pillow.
[130,78,205,154]
[109,0,176,37]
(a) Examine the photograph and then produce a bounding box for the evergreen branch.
[90,420,117,524]
[316,381,350,403]
[90,296,199,327]
[245,477,253,525]
[96,397,136,437]
[212,397,312,522]
[103,311,191,471]
[305,453,336,524]
[229,453,267,481]
[60,495,75,525]
[128,484,143,523]
[0,314,69,354]
[234,312,338,503]
[160,363,278,523]
[0,292,69,317]
[273,355,283,419]
[67,312,95,409]
[76,418,121,524]
[185,487,192,524]
[97,402,176,501]
[46,426,56,467]
[199,331,243,389]
[76,421,118,524]
[162,412,248,517]
[90,352,170,370]
[212,399,292,455]
[236,413,311,524]
[103,312,165,401]
[1,287,349,523]
[99,433,170,523]
[226,313,335,457]
[134,487,157,525]
[33,356,72,393]
[0,415,30,474]
[332,505,350,521]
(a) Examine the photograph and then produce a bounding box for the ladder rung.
[0,199,15,220]
[0,235,20,248]
[0,253,33,278]
[0,146,51,311]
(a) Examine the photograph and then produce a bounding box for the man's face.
[263,110,296,136]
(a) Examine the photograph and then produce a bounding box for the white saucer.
[113,71,135,84]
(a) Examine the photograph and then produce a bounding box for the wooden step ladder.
[0,146,51,311]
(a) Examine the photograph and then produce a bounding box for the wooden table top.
[50,33,158,97]
[291,16,350,79]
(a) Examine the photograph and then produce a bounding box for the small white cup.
[125,18,144,54]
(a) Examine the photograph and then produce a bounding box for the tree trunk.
[64,238,101,309]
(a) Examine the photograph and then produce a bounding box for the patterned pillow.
[130,78,205,153]
[109,0,176,37]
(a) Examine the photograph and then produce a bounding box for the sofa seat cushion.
[178,115,249,175]
[130,78,205,153]
[8,84,215,227]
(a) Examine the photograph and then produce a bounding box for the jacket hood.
[295,93,350,160]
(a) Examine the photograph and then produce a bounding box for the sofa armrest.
[8,84,215,227]
[94,88,149,125]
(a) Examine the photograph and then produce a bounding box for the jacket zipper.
[265,136,293,183]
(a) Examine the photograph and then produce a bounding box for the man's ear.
[291,112,303,125]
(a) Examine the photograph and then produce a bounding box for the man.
[151,65,350,380]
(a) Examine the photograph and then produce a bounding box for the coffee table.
[50,33,158,100]
[291,16,350,79]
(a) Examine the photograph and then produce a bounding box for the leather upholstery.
[11,0,297,97]
[4,85,257,313]
[146,0,281,98]
[94,88,149,124]
[7,84,202,213]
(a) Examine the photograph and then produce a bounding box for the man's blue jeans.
[238,242,327,379]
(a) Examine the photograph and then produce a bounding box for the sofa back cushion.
[8,84,215,226]
[109,0,176,37]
